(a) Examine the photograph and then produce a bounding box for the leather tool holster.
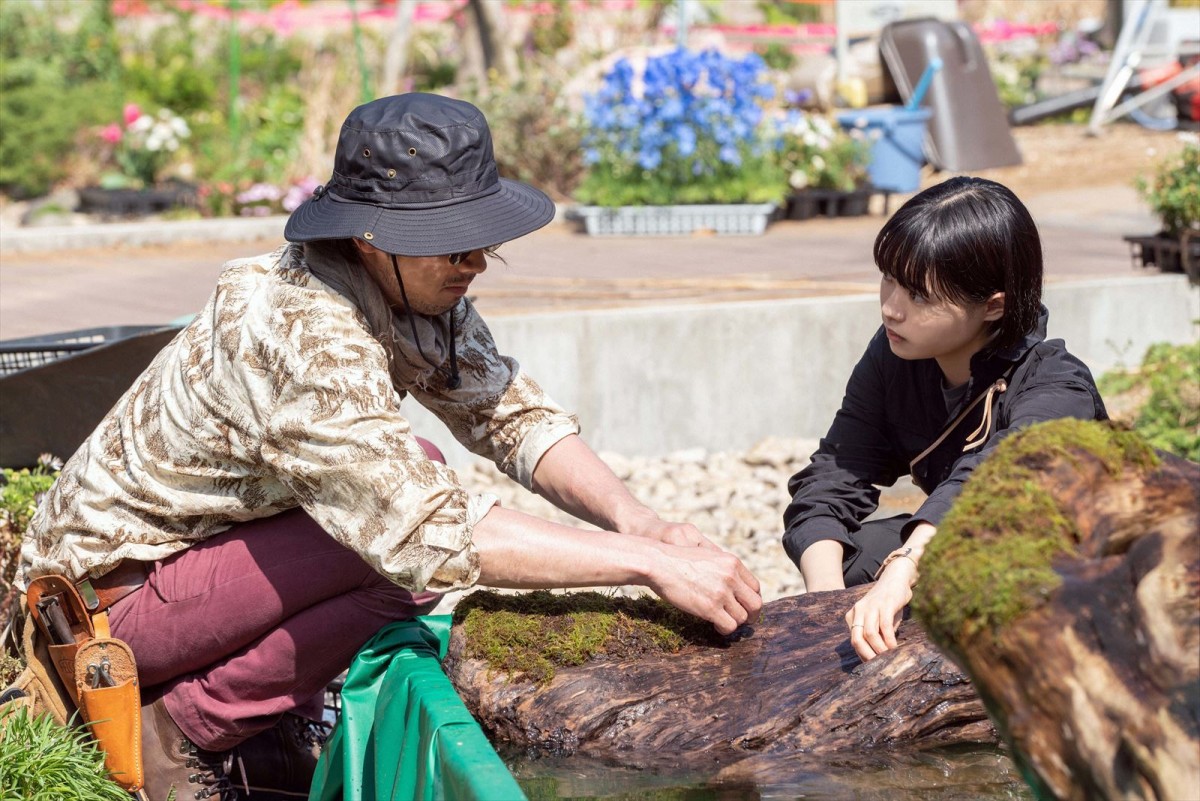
[24,575,145,792]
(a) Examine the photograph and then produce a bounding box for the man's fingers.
[735,558,762,594]
[730,579,762,626]
[709,607,739,636]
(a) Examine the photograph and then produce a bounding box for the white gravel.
[438,437,924,611]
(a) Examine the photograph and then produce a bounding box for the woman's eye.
[909,290,927,303]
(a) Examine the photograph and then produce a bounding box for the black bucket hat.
[285,93,554,256]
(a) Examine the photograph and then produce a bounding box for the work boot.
[228,713,330,799]
[141,694,237,800]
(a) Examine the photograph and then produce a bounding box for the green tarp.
[308,616,526,801]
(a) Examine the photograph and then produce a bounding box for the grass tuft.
[0,707,130,800]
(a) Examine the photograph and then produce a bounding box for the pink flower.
[100,123,123,144]
[123,103,142,126]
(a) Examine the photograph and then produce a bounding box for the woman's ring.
[850,623,864,629]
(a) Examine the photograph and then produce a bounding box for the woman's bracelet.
[874,546,919,582]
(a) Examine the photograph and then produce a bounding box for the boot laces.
[180,741,239,800]
[287,715,332,751]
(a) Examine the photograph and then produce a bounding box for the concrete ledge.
[0,216,289,253]
[404,274,1199,467]
[0,204,575,254]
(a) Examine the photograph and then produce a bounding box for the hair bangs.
[873,212,973,306]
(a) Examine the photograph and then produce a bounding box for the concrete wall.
[403,274,1199,467]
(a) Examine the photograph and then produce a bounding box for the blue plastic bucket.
[836,106,932,193]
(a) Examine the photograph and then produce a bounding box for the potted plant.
[78,104,196,217]
[573,48,787,236]
[1128,142,1200,283]
[776,111,873,220]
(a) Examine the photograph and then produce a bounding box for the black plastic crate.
[0,325,183,467]
[0,326,171,377]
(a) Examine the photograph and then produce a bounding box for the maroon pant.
[108,441,445,751]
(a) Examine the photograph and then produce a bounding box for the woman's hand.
[845,558,917,661]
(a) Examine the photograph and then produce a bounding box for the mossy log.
[443,587,997,771]
[912,419,1200,801]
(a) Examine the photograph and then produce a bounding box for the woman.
[782,176,1106,664]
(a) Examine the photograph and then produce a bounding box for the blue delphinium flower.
[579,46,784,205]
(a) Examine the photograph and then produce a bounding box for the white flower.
[811,155,826,170]
[789,169,809,189]
[802,131,818,147]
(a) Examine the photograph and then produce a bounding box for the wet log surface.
[912,421,1200,801]
[444,585,996,772]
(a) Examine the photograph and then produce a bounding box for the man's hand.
[845,558,916,661]
[621,511,723,551]
[646,542,763,635]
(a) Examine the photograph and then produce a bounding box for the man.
[20,93,761,800]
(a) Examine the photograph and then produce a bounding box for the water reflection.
[503,744,1033,800]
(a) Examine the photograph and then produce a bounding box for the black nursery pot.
[77,180,197,217]
[786,187,874,220]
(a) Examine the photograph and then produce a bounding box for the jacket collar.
[970,304,1048,373]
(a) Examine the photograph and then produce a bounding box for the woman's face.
[354,239,488,315]
[879,274,1004,379]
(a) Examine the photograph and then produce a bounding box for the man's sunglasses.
[447,245,501,266]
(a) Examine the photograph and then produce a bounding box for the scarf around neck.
[297,241,454,391]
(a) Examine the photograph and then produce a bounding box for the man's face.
[354,239,489,315]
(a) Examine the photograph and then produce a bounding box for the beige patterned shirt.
[20,247,579,592]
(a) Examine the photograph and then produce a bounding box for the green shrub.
[1099,341,1200,461]
[461,66,585,202]
[0,459,59,598]
[0,709,130,801]
[0,3,122,197]
[1136,143,1200,237]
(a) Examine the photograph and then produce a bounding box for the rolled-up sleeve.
[261,341,488,592]
[411,300,580,490]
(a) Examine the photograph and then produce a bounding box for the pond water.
[501,744,1035,801]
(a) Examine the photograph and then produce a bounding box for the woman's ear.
[984,292,1005,322]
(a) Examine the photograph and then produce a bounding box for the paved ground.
[0,182,1160,341]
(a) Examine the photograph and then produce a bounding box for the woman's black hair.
[872,176,1043,350]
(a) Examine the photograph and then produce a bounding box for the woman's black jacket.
[782,308,1107,569]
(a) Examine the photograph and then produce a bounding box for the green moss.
[453,590,721,685]
[912,419,1159,648]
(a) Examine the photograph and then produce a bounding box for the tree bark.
[444,586,996,772]
[912,420,1200,801]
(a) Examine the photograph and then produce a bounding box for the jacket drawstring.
[962,378,1007,451]
[909,375,1009,476]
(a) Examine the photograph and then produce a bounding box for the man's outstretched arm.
[471,504,762,635]
[529,433,721,550]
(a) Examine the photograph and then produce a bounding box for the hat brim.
[284,178,555,256]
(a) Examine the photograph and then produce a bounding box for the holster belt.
[79,560,150,613]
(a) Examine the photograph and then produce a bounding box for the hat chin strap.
[390,255,462,390]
